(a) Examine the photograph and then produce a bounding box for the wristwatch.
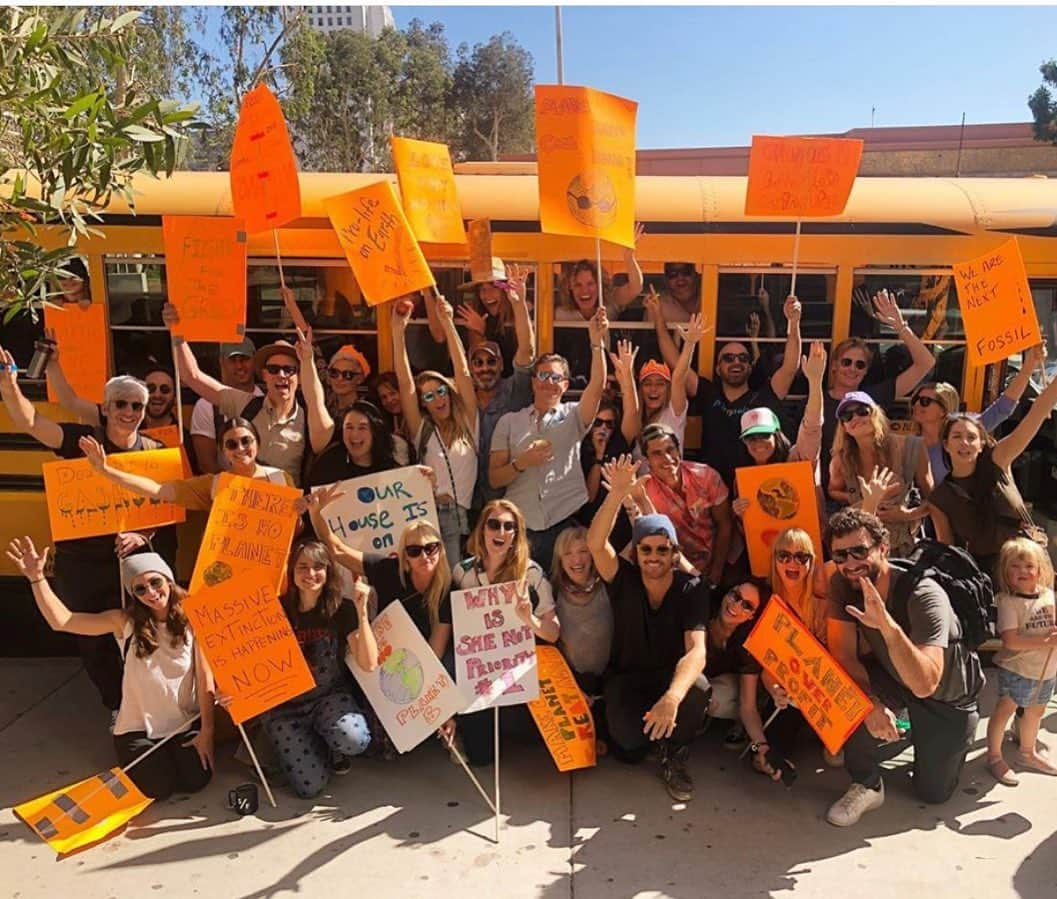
[749,741,769,754]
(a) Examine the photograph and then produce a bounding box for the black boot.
[660,741,694,802]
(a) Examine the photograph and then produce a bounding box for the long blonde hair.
[466,499,529,585]
[769,528,827,641]
[832,403,896,479]
[415,370,477,452]
[397,519,452,629]
[996,537,1055,594]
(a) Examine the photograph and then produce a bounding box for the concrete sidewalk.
[1,659,1054,899]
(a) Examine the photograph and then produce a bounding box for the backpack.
[888,540,994,651]
[237,392,312,484]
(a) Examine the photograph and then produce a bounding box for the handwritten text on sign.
[45,302,108,405]
[185,571,315,724]
[952,237,1042,367]
[391,136,466,244]
[451,580,540,713]
[744,597,870,755]
[744,136,863,217]
[347,601,468,753]
[42,449,187,541]
[528,645,596,772]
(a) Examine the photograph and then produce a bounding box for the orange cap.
[638,359,672,382]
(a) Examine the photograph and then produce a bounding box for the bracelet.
[750,741,769,754]
[29,578,45,585]
[510,457,523,473]
[592,343,606,351]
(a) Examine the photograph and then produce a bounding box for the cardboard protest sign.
[745,135,863,217]
[229,82,302,234]
[324,180,436,306]
[42,449,187,541]
[347,601,468,753]
[390,136,466,245]
[735,461,822,577]
[190,473,300,593]
[952,237,1042,367]
[15,767,152,856]
[140,424,182,448]
[450,580,540,713]
[744,596,871,754]
[535,84,637,248]
[184,569,315,724]
[161,216,247,342]
[45,302,108,405]
[467,219,494,282]
[528,646,596,772]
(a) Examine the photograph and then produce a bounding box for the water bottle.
[25,338,56,379]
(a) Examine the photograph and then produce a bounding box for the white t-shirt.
[190,389,263,470]
[113,619,198,739]
[995,588,1057,680]
[417,416,479,511]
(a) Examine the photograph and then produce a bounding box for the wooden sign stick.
[494,706,501,844]
[441,731,497,815]
[739,706,783,760]
[170,334,184,437]
[238,723,277,808]
[273,229,309,333]
[790,220,802,296]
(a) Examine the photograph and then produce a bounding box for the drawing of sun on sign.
[566,173,618,228]
[756,477,800,520]
[377,645,425,705]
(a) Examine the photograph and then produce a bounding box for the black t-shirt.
[283,599,359,701]
[305,442,391,490]
[362,555,452,641]
[820,379,897,492]
[606,557,710,677]
[704,605,761,678]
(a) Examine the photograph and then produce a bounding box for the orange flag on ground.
[324,180,436,306]
[528,645,597,772]
[952,237,1042,367]
[534,84,637,248]
[390,136,466,244]
[44,302,108,405]
[229,83,302,234]
[735,460,822,577]
[15,767,152,856]
[184,569,315,724]
[745,135,863,217]
[161,216,248,342]
[744,597,871,755]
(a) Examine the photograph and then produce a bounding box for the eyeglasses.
[832,544,874,564]
[485,518,517,533]
[636,544,672,556]
[113,399,145,412]
[838,405,872,423]
[147,383,173,395]
[131,576,166,598]
[727,588,758,615]
[421,385,449,404]
[536,370,566,384]
[839,358,868,371]
[471,356,499,368]
[720,352,751,365]
[405,542,442,559]
[593,417,616,429]
[912,394,939,408]
[328,367,362,381]
[263,364,298,377]
[224,435,254,451]
[776,549,813,566]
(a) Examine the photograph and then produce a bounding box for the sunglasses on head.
[637,543,672,557]
[776,549,813,566]
[113,399,144,412]
[839,357,868,370]
[328,367,362,381]
[471,355,499,368]
[593,417,616,429]
[147,383,173,395]
[421,384,449,404]
[132,576,166,598]
[486,518,517,533]
[405,542,441,559]
[838,404,872,423]
[727,588,758,614]
[536,370,566,384]
[224,435,254,451]
[912,394,939,408]
[832,544,874,564]
[263,363,298,377]
[720,352,751,365]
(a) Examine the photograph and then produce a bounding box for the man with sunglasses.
[825,508,983,826]
[657,262,700,322]
[586,455,710,801]
[189,337,262,474]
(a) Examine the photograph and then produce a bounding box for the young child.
[986,537,1057,785]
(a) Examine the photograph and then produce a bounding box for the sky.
[389,3,1057,148]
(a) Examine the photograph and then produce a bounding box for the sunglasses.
[328,367,362,381]
[666,268,694,279]
[471,356,499,368]
[536,370,566,384]
[776,549,813,565]
[131,576,166,598]
[113,399,145,412]
[637,544,672,556]
[405,542,442,559]
[839,358,868,370]
[832,544,874,564]
[720,352,751,365]
[838,405,872,423]
[593,417,616,429]
[912,394,939,408]
[263,364,298,377]
[421,384,449,404]
[224,435,255,451]
[727,588,758,615]
[147,383,173,395]
[485,518,517,533]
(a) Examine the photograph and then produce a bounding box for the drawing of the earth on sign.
[566,173,618,227]
[202,561,234,586]
[379,649,425,704]
[756,478,799,520]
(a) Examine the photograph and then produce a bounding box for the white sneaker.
[826,780,885,827]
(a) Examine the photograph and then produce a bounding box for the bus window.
[105,257,173,377]
[1029,280,1057,382]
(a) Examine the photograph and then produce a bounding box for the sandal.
[987,756,1019,786]
[1016,750,1057,776]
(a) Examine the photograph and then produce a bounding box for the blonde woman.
[555,226,644,322]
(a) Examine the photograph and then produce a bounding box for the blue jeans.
[436,501,469,569]
[527,517,577,573]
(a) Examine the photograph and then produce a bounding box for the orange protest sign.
[161,216,247,342]
[952,237,1042,367]
[535,84,637,248]
[42,449,187,541]
[735,461,822,577]
[324,180,436,306]
[467,219,494,282]
[190,472,300,593]
[44,303,108,404]
[390,136,466,244]
[184,569,315,724]
[528,646,596,772]
[15,767,152,856]
[745,135,863,217]
[229,83,302,234]
[744,597,871,755]
[141,425,181,448]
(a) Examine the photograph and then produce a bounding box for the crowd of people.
[1,254,1056,830]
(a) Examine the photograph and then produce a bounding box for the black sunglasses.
[839,358,868,370]
[776,549,813,566]
[832,544,874,564]
[485,518,517,533]
[912,394,939,408]
[720,352,751,364]
[666,267,694,279]
[637,544,672,556]
[406,542,441,559]
[471,356,499,368]
[131,576,166,598]
[727,588,758,614]
[147,383,173,395]
[263,363,298,377]
[593,417,616,429]
[838,405,872,423]
[113,399,145,412]
[224,435,255,451]
[328,367,362,381]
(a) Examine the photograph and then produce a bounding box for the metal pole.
[555,7,564,85]
[494,706,501,844]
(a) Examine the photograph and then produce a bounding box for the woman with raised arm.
[555,224,645,322]
[7,538,214,799]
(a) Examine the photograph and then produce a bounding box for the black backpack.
[889,540,994,651]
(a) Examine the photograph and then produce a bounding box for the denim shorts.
[997,666,1055,707]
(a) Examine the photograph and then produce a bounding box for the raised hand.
[746,311,761,339]
[351,576,371,614]
[161,301,181,331]
[435,293,455,326]
[783,294,802,325]
[0,345,19,391]
[505,263,528,305]
[643,285,662,323]
[294,326,315,369]
[78,435,107,471]
[608,338,639,382]
[856,465,899,515]
[678,312,708,346]
[6,536,49,581]
[872,289,908,332]
[303,483,345,513]
[391,296,414,331]
[801,340,827,383]
[601,453,637,497]
[455,303,488,335]
[514,580,534,627]
[588,305,609,344]
[630,221,645,249]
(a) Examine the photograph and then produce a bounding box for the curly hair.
[826,507,889,548]
[128,580,190,659]
[561,260,612,314]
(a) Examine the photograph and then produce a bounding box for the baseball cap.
[631,514,678,549]
[470,341,503,361]
[740,407,782,439]
[835,391,878,417]
[219,336,256,358]
[638,360,672,383]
